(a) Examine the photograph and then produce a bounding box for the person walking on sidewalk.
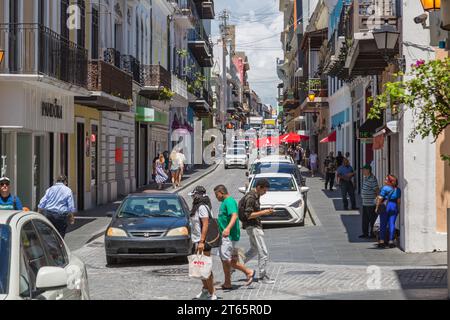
[37,175,76,238]
[189,186,217,300]
[177,149,187,187]
[0,177,23,211]
[376,175,401,249]
[155,153,168,190]
[240,178,275,284]
[214,185,256,290]
[360,164,379,239]
[309,150,318,177]
[169,150,181,189]
[323,152,337,191]
[337,159,358,210]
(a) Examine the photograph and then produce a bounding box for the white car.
[0,211,90,300]
[225,148,249,169]
[239,173,309,226]
[255,155,295,164]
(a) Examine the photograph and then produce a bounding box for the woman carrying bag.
[188,186,217,300]
[375,175,401,249]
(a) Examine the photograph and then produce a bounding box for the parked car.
[105,192,193,265]
[0,211,90,300]
[239,173,309,226]
[247,162,306,187]
[224,148,249,169]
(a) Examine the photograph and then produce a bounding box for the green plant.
[159,87,175,101]
[176,49,189,58]
[368,57,450,165]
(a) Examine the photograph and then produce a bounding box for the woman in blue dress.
[376,175,401,248]
[155,153,168,190]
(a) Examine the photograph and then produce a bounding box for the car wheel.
[106,255,118,266]
[225,165,228,169]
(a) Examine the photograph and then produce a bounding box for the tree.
[368,57,450,164]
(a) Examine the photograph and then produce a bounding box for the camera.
[414,13,428,26]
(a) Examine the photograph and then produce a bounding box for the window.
[91,7,99,59]
[77,0,86,47]
[118,197,185,218]
[20,222,48,293]
[61,0,70,39]
[251,177,298,192]
[33,221,68,268]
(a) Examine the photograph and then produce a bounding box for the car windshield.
[251,177,297,192]
[118,197,185,218]
[254,164,297,175]
[227,149,246,155]
[0,224,11,295]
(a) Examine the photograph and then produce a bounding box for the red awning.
[280,133,310,144]
[320,131,337,143]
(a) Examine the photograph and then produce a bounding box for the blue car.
[105,192,193,265]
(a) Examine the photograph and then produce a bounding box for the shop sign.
[136,106,169,125]
[41,100,63,119]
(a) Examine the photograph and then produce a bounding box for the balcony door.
[8,0,19,72]
[76,122,85,211]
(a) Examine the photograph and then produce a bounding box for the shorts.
[219,236,238,261]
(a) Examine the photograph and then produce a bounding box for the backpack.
[200,206,222,248]
[238,193,253,222]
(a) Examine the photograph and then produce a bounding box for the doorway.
[77,122,85,211]
[139,124,148,186]
[91,124,99,206]
[17,133,32,208]
[33,135,47,210]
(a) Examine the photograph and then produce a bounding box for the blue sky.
[212,0,284,107]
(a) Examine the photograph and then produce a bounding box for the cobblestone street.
[73,165,448,300]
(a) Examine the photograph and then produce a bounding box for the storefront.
[0,82,75,210]
[135,97,170,187]
[68,105,100,211]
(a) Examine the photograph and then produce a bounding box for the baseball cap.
[188,186,207,197]
[0,177,11,183]
[362,164,372,171]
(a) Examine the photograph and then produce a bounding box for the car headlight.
[106,227,128,237]
[166,227,189,237]
[290,200,303,208]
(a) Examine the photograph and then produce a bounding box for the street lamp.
[308,91,316,102]
[373,22,400,52]
[420,0,441,11]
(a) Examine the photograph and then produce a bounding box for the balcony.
[121,55,141,84]
[189,86,213,117]
[344,0,399,76]
[170,0,196,29]
[140,65,172,99]
[75,60,132,111]
[193,0,215,19]
[0,23,87,90]
[188,29,213,67]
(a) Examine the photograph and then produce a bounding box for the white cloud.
[213,0,283,106]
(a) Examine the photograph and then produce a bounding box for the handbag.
[188,254,213,280]
[200,206,222,248]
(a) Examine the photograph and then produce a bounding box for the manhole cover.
[152,268,189,276]
[284,271,324,276]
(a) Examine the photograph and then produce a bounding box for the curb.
[83,161,222,246]
[175,160,222,193]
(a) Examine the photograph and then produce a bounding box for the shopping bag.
[373,215,380,233]
[188,254,213,280]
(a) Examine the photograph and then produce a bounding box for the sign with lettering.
[41,101,63,119]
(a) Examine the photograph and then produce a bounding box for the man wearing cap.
[360,164,379,239]
[0,177,23,211]
[38,175,76,238]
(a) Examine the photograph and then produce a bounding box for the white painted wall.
[400,0,447,252]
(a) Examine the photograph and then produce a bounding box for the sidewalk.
[301,168,447,267]
[65,161,221,251]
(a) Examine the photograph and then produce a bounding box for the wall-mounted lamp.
[420,0,441,12]
[0,49,4,65]
[308,91,316,102]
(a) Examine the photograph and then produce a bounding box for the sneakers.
[259,275,275,284]
[195,289,209,300]
[207,293,218,300]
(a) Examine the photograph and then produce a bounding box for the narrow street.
[72,163,447,300]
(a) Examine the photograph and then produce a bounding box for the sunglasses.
[0,182,10,186]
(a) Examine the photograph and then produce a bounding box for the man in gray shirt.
[360,164,379,239]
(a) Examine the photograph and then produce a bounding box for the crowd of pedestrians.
[152,148,187,190]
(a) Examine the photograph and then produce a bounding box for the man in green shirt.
[214,185,256,290]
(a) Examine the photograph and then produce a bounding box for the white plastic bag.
[188,254,213,280]
[373,215,380,233]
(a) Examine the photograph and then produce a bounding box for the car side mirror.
[36,267,68,292]
[238,187,247,194]
[106,211,115,218]
[300,187,310,194]
[245,172,249,177]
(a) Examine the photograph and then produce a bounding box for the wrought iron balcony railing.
[121,55,141,84]
[0,23,87,88]
[87,60,132,100]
